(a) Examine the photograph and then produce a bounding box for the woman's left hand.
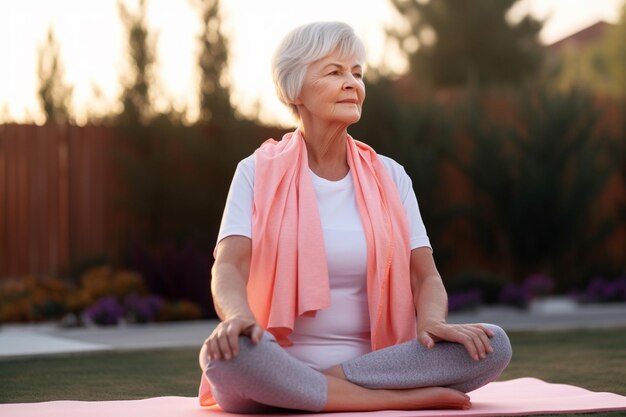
[417,321,495,361]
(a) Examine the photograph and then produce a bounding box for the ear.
[292,96,303,105]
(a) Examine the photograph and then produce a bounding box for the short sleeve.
[402,181,432,250]
[215,155,255,251]
[378,155,432,251]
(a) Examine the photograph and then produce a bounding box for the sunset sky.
[0,0,624,126]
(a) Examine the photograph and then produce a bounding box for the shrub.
[522,273,555,298]
[0,276,74,322]
[498,273,556,308]
[158,300,203,321]
[80,266,146,302]
[452,89,617,287]
[581,276,626,303]
[83,296,124,326]
[448,290,483,312]
[124,293,164,323]
[0,266,204,325]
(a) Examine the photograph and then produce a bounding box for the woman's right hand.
[203,316,264,361]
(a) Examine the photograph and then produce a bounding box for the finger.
[216,328,234,360]
[250,324,264,344]
[471,329,491,359]
[469,325,494,354]
[467,329,486,360]
[467,327,489,359]
[224,323,242,358]
[457,329,481,361]
[432,325,475,357]
[474,327,494,355]
[418,332,435,349]
[474,324,496,338]
[206,337,221,361]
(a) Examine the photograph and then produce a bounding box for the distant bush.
[498,273,556,308]
[448,290,483,312]
[578,276,626,303]
[0,276,73,322]
[0,266,204,325]
[83,296,124,326]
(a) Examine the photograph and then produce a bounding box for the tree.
[37,27,72,124]
[605,1,626,96]
[117,0,157,125]
[389,0,544,87]
[450,89,616,286]
[192,0,233,124]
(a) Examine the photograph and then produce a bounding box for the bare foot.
[397,386,471,410]
[324,375,471,411]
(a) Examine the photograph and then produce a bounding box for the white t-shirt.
[216,153,431,370]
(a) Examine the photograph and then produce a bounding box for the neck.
[299,121,349,181]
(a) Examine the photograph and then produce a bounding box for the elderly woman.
[198,21,511,413]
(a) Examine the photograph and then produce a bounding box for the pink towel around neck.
[248,129,416,348]
[199,129,417,406]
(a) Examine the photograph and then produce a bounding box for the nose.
[343,74,358,89]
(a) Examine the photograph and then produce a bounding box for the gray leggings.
[204,324,512,413]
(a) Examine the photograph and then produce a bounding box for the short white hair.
[272,21,366,120]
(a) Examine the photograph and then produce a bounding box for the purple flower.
[522,274,555,297]
[585,277,626,302]
[124,294,164,323]
[448,290,483,312]
[586,277,613,302]
[615,278,626,301]
[84,296,124,326]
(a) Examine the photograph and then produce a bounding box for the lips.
[338,99,358,104]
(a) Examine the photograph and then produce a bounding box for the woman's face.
[295,49,365,127]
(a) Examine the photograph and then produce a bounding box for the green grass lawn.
[1,327,625,416]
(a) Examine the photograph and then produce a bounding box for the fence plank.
[0,125,6,274]
[17,126,28,275]
[58,124,70,274]
[0,124,125,277]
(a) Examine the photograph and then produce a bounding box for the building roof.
[547,21,614,52]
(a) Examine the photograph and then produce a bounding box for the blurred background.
[0,0,625,326]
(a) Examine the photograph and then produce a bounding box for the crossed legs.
[337,324,512,393]
[202,324,512,413]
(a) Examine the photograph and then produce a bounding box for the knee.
[204,335,269,388]
[484,324,512,369]
[202,335,278,413]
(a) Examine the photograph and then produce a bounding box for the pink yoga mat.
[2,378,626,417]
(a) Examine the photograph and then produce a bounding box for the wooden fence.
[0,124,124,278]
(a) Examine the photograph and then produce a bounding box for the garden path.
[2,301,626,360]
